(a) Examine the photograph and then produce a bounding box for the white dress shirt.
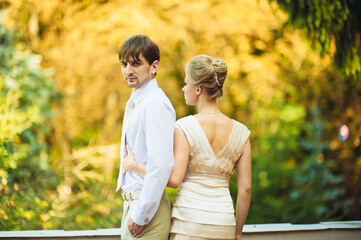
[117,78,175,225]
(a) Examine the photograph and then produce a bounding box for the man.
[116,35,175,239]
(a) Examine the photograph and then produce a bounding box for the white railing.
[0,221,360,240]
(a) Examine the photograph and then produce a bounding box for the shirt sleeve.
[130,98,175,225]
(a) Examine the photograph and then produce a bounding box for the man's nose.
[125,64,134,74]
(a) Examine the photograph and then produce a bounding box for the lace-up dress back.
[169,115,251,240]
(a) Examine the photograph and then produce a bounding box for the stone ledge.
[0,221,360,239]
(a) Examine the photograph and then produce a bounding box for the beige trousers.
[121,192,171,240]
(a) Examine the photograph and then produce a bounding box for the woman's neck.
[197,98,220,114]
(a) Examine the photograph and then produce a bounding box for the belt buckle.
[124,192,128,201]
[123,192,133,201]
[122,191,127,201]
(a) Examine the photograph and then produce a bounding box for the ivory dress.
[169,115,251,240]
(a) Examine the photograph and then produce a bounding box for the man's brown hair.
[119,35,160,65]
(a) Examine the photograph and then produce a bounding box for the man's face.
[120,54,158,91]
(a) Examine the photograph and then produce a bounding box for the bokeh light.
[339,124,349,142]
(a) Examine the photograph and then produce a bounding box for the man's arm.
[123,127,189,188]
[130,98,175,225]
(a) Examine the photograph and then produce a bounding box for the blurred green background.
[1,0,360,230]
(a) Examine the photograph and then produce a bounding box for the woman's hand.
[123,145,147,177]
[123,145,136,173]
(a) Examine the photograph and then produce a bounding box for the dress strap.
[228,121,251,162]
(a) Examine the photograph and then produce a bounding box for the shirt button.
[144,218,149,223]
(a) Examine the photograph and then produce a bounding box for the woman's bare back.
[194,113,234,156]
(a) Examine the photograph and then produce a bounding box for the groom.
[116,35,175,239]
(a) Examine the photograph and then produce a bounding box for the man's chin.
[126,82,138,88]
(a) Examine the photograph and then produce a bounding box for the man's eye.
[183,82,187,86]
[133,62,141,66]
[121,62,127,67]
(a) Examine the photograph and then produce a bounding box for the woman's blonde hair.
[186,54,227,99]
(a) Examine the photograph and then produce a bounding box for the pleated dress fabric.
[169,116,251,240]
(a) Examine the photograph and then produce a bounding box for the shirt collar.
[130,78,158,105]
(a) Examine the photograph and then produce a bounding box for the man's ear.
[151,60,159,75]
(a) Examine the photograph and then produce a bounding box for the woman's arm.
[235,139,252,240]
[123,146,146,177]
[123,128,190,188]
[167,128,189,188]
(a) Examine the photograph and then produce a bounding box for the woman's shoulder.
[233,119,249,129]
[176,115,194,124]
[232,119,251,137]
[175,115,196,132]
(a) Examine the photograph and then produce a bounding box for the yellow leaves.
[57,184,72,201]
[5,0,323,151]
[75,214,94,224]
[330,139,340,150]
[317,154,325,164]
[3,0,357,229]
[24,211,35,220]
[258,171,269,188]
[279,104,306,122]
[0,90,33,142]
[229,84,248,105]
[35,197,49,208]
[0,209,8,220]
[53,143,122,202]
[244,59,264,73]
[286,159,297,169]
[354,138,360,147]
[41,213,51,223]
[356,156,361,170]
[93,203,110,217]
[1,177,7,185]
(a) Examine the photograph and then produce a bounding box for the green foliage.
[2,0,360,230]
[272,0,361,81]
[0,23,60,229]
[288,106,351,223]
[245,102,307,223]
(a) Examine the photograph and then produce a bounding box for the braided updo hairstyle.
[185,54,227,99]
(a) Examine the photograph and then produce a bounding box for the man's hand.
[128,217,145,237]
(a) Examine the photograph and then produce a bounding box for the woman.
[123,54,252,240]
